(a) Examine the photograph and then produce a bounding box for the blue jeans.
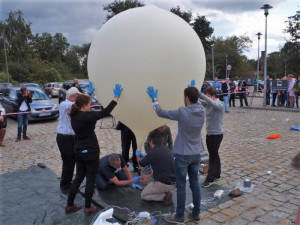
[223,94,229,112]
[175,154,201,219]
[17,112,29,138]
[95,170,127,190]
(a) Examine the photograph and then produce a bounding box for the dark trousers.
[239,93,248,106]
[67,152,99,208]
[272,93,277,106]
[229,94,235,106]
[266,91,270,105]
[56,134,75,190]
[205,134,223,182]
[296,92,299,108]
[121,131,138,167]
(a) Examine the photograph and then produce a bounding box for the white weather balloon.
[88,5,206,148]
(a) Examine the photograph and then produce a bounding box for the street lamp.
[211,44,215,80]
[256,32,262,92]
[225,54,228,78]
[260,4,272,107]
[284,59,287,76]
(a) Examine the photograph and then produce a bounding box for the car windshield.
[30,89,49,100]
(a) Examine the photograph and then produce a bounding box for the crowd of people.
[1,75,298,223]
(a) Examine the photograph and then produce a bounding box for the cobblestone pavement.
[0,96,299,225]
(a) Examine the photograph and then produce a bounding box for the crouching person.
[137,131,176,206]
[96,153,133,190]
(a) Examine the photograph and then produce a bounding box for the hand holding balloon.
[188,80,196,87]
[88,81,95,95]
[113,84,123,100]
[146,86,158,101]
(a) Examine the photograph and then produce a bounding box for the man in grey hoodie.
[199,86,224,187]
[146,85,205,224]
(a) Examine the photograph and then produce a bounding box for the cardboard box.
[199,163,208,174]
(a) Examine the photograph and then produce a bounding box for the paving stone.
[210,213,229,223]
[257,214,282,224]
[228,217,249,225]
[268,210,289,219]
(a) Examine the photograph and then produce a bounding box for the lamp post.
[256,32,262,92]
[211,44,215,80]
[225,54,228,78]
[284,59,287,76]
[260,4,272,107]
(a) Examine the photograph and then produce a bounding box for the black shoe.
[16,137,21,142]
[202,180,214,188]
[188,213,200,223]
[23,136,31,140]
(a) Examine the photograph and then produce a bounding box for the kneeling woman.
[65,84,123,213]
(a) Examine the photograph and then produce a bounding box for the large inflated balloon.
[88,5,206,148]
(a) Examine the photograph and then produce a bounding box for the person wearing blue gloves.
[65,84,123,214]
[136,131,175,206]
[95,153,141,190]
[146,84,205,224]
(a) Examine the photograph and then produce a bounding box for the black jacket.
[71,100,117,154]
[17,93,32,111]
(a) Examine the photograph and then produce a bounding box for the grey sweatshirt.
[153,102,205,155]
[199,93,224,135]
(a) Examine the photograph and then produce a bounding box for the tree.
[1,10,33,62]
[192,15,214,54]
[31,32,69,62]
[284,9,300,42]
[103,0,144,22]
[206,35,253,79]
[170,6,192,24]
[280,41,300,76]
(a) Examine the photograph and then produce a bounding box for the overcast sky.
[1,0,298,60]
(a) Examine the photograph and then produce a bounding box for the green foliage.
[103,0,145,22]
[284,9,300,42]
[31,32,70,62]
[206,35,253,79]
[1,10,33,62]
[280,41,300,76]
[1,10,87,84]
[170,6,192,24]
[192,15,214,54]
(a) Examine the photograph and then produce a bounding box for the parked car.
[20,82,41,88]
[0,83,13,95]
[58,80,103,111]
[43,82,63,97]
[253,80,264,92]
[0,86,59,121]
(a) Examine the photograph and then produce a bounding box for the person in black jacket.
[65,84,123,214]
[16,87,32,142]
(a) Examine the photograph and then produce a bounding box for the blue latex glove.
[146,86,158,100]
[113,84,123,98]
[136,149,142,157]
[131,183,143,190]
[88,81,94,95]
[188,80,196,87]
[133,176,140,183]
